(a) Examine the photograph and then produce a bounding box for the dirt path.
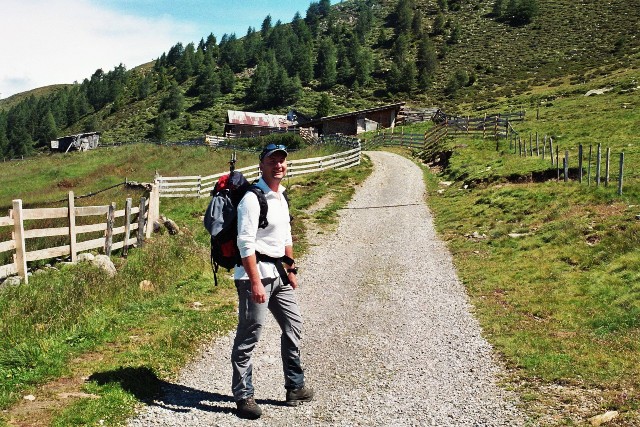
[127,151,527,426]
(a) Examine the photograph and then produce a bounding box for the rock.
[77,252,95,262]
[91,255,117,277]
[23,394,36,401]
[2,276,22,287]
[508,233,529,238]
[439,181,453,186]
[589,411,619,426]
[163,218,180,235]
[139,280,155,292]
[585,87,613,96]
[191,301,203,310]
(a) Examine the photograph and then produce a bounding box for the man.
[232,143,314,419]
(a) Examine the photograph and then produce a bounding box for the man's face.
[260,152,287,182]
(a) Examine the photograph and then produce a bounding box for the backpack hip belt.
[255,253,292,285]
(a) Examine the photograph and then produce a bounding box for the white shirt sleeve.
[236,191,260,259]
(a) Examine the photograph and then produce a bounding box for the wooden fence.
[508,134,627,194]
[156,145,361,198]
[0,187,160,283]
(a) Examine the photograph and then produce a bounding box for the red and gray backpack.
[203,171,269,286]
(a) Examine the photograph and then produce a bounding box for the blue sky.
[0,0,334,99]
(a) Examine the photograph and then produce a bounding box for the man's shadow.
[88,366,285,415]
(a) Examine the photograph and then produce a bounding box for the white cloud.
[0,0,198,99]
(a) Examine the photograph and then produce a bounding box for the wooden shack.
[51,132,100,152]
[301,102,405,136]
[223,110,295,138]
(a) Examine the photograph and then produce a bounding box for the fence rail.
[0,188,160,283]
[156,144,361,198]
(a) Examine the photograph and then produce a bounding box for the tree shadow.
[88,366,285,415]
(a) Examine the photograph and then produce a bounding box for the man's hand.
[251,281,266,304]
[288,272,298,290]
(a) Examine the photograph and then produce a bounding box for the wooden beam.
[12,199,27,284]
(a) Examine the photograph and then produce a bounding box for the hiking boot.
[236,396,262,419]
[285,386,314,406]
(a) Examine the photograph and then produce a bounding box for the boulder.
[163,217,180,235]
[91,255,117,277]
[139,280,156,292]
[589,411,619,426]
[77,252,95,262]
[1,276,22,288]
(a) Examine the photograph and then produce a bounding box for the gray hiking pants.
[231,276,305,401]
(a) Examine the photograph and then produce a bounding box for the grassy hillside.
[3,0,637,147]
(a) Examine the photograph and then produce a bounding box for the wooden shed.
[51,132,100,152]
[224,110,295,138]
[301,102,405,136]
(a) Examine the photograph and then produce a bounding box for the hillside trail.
[128,151,527,426]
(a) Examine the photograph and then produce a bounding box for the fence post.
[605,147,611,187]
[596,143,602,187]
[529,134,533,156]
[549,137,554,165]
[542,135,546,160]
[483,113,487,139]
[11,199,28,284]
[146,184,159,238]
[556,146,560,181]
[197,175,202,197]
[536,132,539,156]
[588,145,593,185]
[105,203,115,256]
[578,144,583,183]
[137,197,146,248]
[68,191,77,262]
[564,150,569,182]
[123,198,132,257]
[618,152,624,195]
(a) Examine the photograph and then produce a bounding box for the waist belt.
[256,253,291,285]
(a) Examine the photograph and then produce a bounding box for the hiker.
[231,143,314,419]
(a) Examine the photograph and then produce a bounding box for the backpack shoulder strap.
[247,185,269,229]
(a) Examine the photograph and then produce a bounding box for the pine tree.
[354,47,373,87]
[40,110,58,147]
[195,62,221,108]
[153,112,169,141]
[247,60,271,107]
[293,42,314,85]
[316,38,337,89]
[261,15,272,38]
[219,64,235,94]
[417,36,437,90]
[316,93,332,118]
[394,0,414,35]
[161,83,184,119]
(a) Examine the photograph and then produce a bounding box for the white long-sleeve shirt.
[234,178,292,280]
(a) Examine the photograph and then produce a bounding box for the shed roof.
[300,102,406,127]
[227,110,294,129]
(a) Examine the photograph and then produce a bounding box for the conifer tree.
[316,38,337,89]
[40,110,58,147]
[153,112,169,141]
[219,64,235,94]
[316,93,332,118]
[248,60,271,107]
[354,47,373,87]
[293,42,314,85]
[161,83,184,119]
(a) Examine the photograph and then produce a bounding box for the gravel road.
[127,151,528,426]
